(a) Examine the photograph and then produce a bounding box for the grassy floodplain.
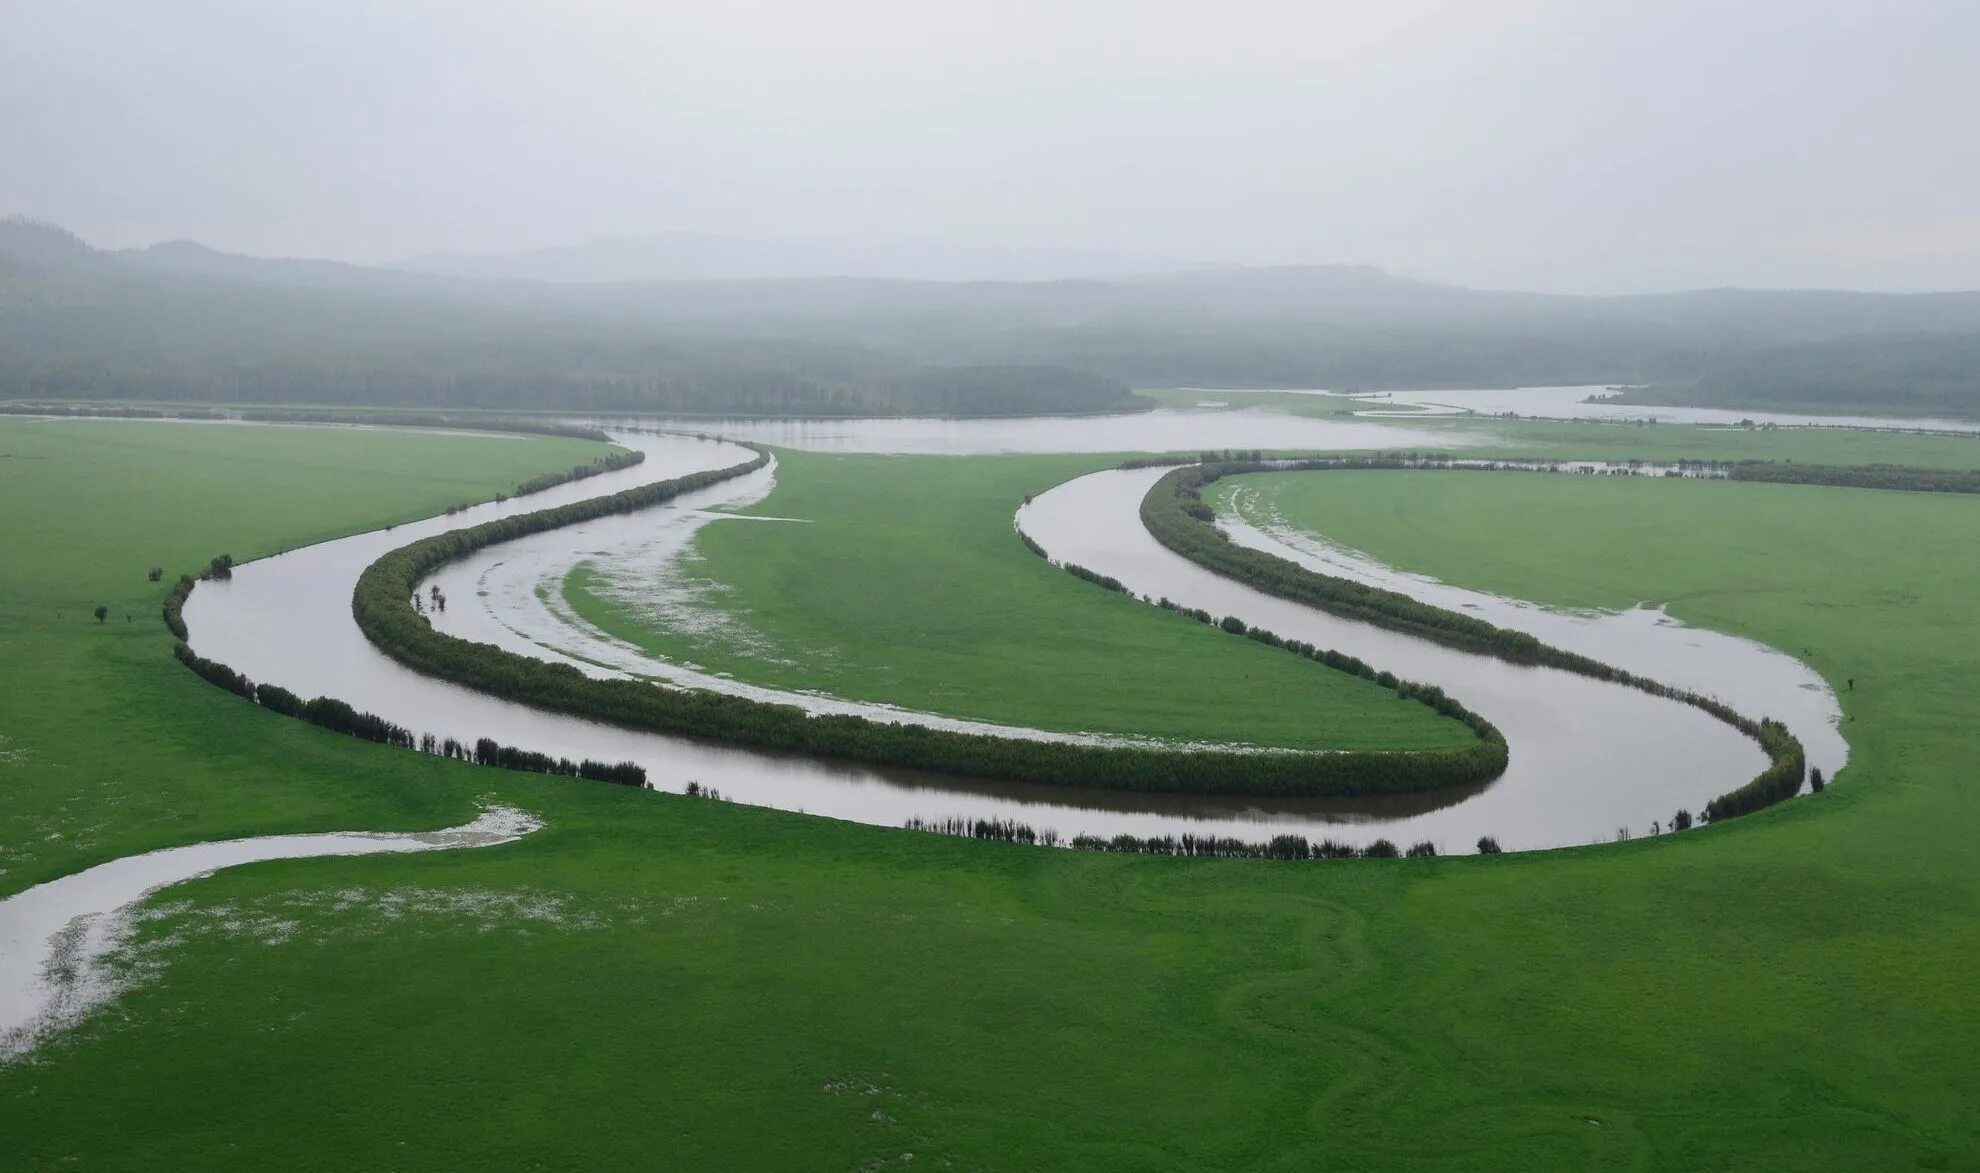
[560,448,1473,752]
[2,415,1979,1168]
[0,418,612,890]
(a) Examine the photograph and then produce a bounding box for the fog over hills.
[394,232,1198,284]
[6,214,1980,418]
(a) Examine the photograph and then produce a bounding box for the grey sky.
[4,0,1976,292]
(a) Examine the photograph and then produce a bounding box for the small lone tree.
[92,605,108,623]
[1476,836,1502,854]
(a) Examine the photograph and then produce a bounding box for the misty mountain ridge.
[393,231,1203,284]
[5,214,1980,419]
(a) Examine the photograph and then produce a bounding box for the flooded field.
[0,807,537,1060]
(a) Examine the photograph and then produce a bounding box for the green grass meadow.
[0,416,1977,1169]
[562,448,1471,751]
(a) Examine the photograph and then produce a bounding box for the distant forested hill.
[1618,333,1980,418]
[5,216,1980,418]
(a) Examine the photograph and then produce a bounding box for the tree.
[92,605,108,623]
[1476,836,1502,854]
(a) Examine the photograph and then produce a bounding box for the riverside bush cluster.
[1017,506,1509,789]
[1144,458,1811,822]
[352,449,1504,797]
[513,447,646,496]
[1726,461,1980,495]
[906,815,1450,860]
[171,638,646,786]
[0,401,619,441]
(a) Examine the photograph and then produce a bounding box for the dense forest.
[6,216,1980,416]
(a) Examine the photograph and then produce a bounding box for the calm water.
[1019,468,1770,849]
[580,408,1474,454]
[180,417,1832,854]
[1195,384,1980,434]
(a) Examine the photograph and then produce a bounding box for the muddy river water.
[176,417,1844,855]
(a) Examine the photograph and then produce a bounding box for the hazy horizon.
[6,0,1978,293]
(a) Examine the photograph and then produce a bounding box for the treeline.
[514,447,646,496]
[0,402,226,420]
[467,738,646,786]
[0,400,617,442]
[1703,719,1806,822]
[904,815,1445,859]
[1019,492,1508,780]
[1141,459,1811,822]
[1143,461,1603,666]
[351,450,1505,798]
[170,638,647,786]
[236,408,616,443]
[1147,596,1505,749]
[1727,461,1980,495]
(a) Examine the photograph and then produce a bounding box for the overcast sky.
[4,0,1976,292]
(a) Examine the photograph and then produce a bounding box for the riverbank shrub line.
[1726,460,1980,495]
[350,449,1504,798]
[170,639,649,787]
[512,447,646,497]
[1148,453,1813,820]
[1143,457,1809,822]
[905,816,1459,859]
[0,401,619,443]
[1020,501,1508,765]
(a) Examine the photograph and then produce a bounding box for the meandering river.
[179,417,1842,855]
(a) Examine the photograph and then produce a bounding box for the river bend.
[182,424,1839,853]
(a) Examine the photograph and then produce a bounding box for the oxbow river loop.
[177,419,1844,853]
